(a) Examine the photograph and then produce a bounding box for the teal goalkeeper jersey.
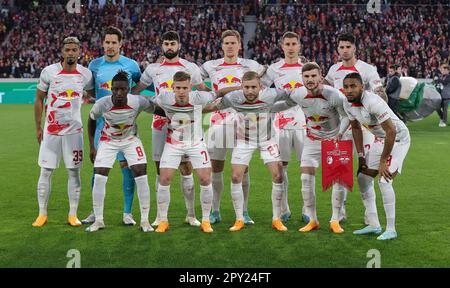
[88,55,141,100]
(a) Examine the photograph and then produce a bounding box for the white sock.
[301,174,317,222]
[155,174,160,220]
[331,183,345,221]
[200,184,213,222]
[92,174,108,222]
[157,184,170,222]
[358,173,380,227]
[135,175,150,223]
[37,168,53,216]
[67,168,81,216]
[242,172,250,212]
[181,174,195,217]
[379,181,396,232]
[281,165,290,215]
[231,183,244,221]
[212,172,223,212]
[272,182,284,220]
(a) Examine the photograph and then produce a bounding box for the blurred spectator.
[436,63,450,127]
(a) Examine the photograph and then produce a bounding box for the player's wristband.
[357,152,365,158]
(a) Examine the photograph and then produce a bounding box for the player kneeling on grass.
[342,73,410,240]
[86,70,159,233]
[204,71,291,232]
[153,71,221,233]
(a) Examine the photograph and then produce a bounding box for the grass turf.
[0,104,449,268]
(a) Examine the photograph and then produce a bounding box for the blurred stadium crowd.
[0,0,448,79]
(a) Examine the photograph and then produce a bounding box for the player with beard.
[132,31,210,228]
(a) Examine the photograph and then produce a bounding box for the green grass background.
[0,104,449,267]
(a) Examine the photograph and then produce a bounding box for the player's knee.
[179,162,192,175]
[131,164,146,177]
[159,175,171,186]
[198,175,211,186]
[94,167,109,176]
[40,167,54,179]
[231,173,243,184]
[272,171,283,183]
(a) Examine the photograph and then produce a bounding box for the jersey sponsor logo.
[58,89,81,100]
[282,81,303,90]
[217,75,241,86]
[99,80,112,91]
[306,115,329,122]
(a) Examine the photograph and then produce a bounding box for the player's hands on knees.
[36,128,43,145]
[90,146,97,164]
[378,160,392,182]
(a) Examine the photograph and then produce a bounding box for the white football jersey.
[325,60,382,92]
[139,58,203,131]
[288,85,348,140]
[90,94,155,141]
[261,59,305,130]
[201,58,265,126]
[343,91,409,142]
[218,89,289,143]
[155,91,216,146]
[37,63,93,136]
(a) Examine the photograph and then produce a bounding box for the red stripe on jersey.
[242,100,265,105]
[58,70,81,75]
[351,103,364,107]
[160,61,185,67]
[280,63,303,69]
[336,65,359,73]
[173,102,193,107]
[218,62,242,67]
[304,94,327,100]
[109,104,133,111]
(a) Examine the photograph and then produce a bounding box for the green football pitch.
[0,104,449,268]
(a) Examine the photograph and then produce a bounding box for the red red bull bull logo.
[306,115,329,122]
[100,80,112,91]
[59,89,80,100]
[282,81,303,90]
[216,75,241,87]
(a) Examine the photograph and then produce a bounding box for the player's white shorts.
[366,136,410,175]
[300,136,324,168]
[38,132,83,169]
[231,141,281,166]
[152,122,190,163]
[207,124,236,161]
[341,126,375,155]
[95,136,147,168]
[277,129,305,162]
[160,142,211,169]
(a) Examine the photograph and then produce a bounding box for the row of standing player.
[32,28,408,239]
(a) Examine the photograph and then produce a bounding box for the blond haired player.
[152,71,223,234]
[204,71,290,232]
[201,30,266,225]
